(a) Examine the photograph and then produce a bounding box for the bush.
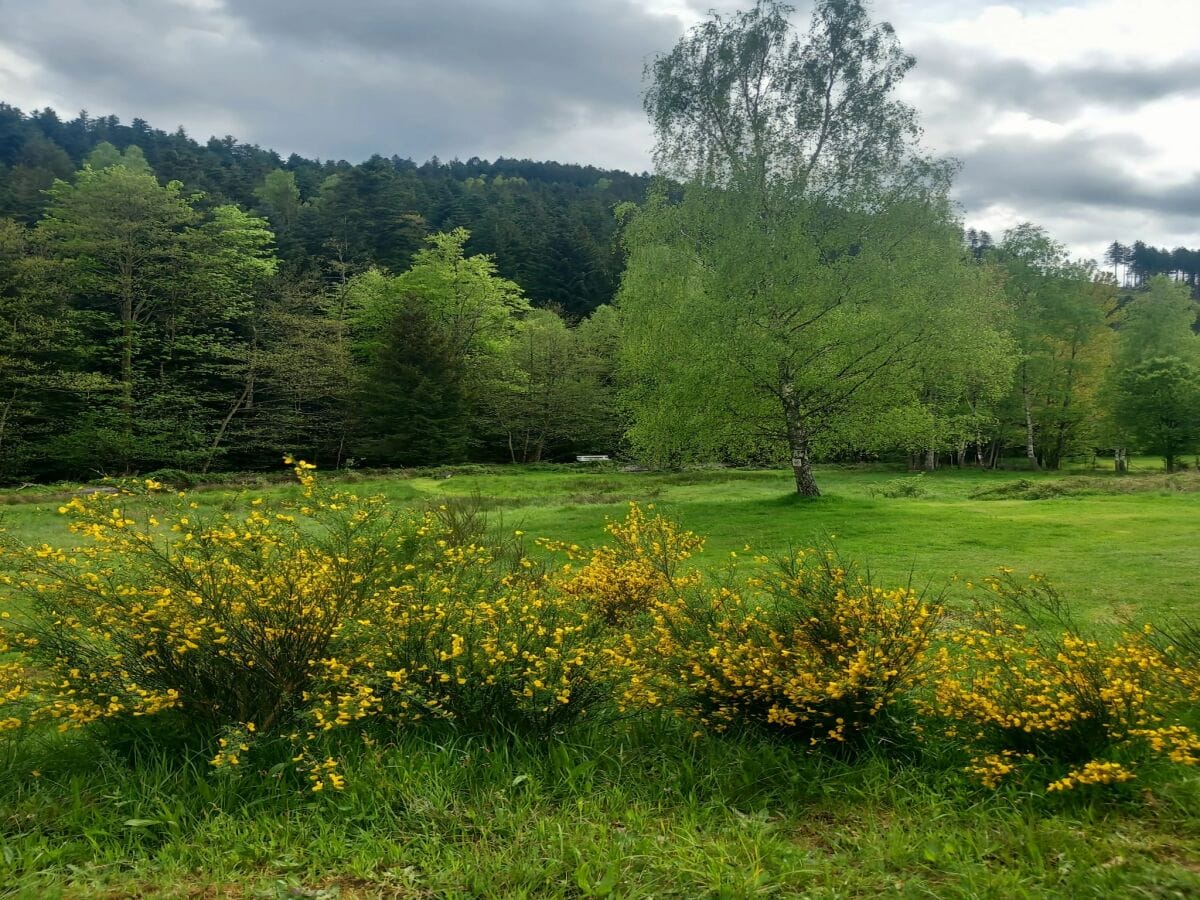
[0,462,410,741]
[868,474,928,499]
[0,463,621,788]
[142,468,200,490]
[541,502,704,626]
[612,548,944,747]
[4,479,1196,800]
[925,572,1199,791]
[361,539,616,736]
[969,479,1071,501]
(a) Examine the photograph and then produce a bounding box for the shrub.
[541,502,704,626]
[0,464,620,789]
[926,572,1199,791]
[868,474,928,499]
[142,468,200,490]
[968,479,1072,501]
[368,539,615,735]
[0,461,410,741]
[612,548,944,747]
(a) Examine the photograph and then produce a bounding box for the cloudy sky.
[0,0,1196,262]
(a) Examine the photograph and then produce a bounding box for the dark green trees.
[354,300,470,466]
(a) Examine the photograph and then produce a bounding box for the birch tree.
[618,0,995,494]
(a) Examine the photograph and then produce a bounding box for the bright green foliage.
[618,187,1004,489]
[482,309,621,462]
[1113,357,1200,472]
[1109,277,1200,471]
[992,224,1118,470]
[1117,276,1199,365]
[253,168,302,232]
[345,229,533,464]
[622,0,1004,494]
[84,141,152,174]
[389,228,529,362]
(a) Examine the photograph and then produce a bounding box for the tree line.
[1104,241,1200,293]
[613,0,1200,493]
[0,154,622,480]
[1,0,1198,491]
[0,102,648,317]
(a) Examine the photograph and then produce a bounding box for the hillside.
[0,102,651,315]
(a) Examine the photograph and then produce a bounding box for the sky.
[0,0,1196,263]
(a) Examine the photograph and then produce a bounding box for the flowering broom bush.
[304,517,618,738]
[0,461,411,742]
[0,464,620,790]
[610,547,944,747]
[4,474,1197,799]
[926,572,1199,792]
[540,502,704,625]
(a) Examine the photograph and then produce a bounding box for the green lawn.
[1,463,1199,897]
[6,461,1193,620]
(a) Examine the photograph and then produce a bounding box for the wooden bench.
[575,455,611,463]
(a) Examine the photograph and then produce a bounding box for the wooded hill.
[0,102,650,316]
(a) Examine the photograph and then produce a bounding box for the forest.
[0,11,1198,492]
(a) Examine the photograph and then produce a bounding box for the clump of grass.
[970,478,1071,500]
[971,470,1200,501]
[868,474,929,498]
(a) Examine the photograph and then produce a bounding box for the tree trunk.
[1114,447,1127,474]
[790,436,820,496]
[204,380,252,474]
[780,372,819,497]
[121,298,135,473]
[1021,387,1040,471]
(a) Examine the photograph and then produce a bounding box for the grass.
[3,720,1199,898]
[2,461,1199,897]
[4,460,1195,621]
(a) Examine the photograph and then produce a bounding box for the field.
[2,463,1199,898]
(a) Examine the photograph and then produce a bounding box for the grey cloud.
[912,40,1200,119]
[952,132,1200,252]
[0,0,676,165]
[228,0,667,112]
[904,36,1200,255]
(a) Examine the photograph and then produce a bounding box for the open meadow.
[1,462,1199,898]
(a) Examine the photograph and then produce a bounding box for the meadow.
[1,462,1199,898]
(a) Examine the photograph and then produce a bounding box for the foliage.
[990,224,1119,471]
[622,0,1004,495]
[867,474,928,498]
[611,548,944,745]
[1108,278,1200,470]
[481,308,622,463]
[352,298,472,466]
[926,572,1199,791]
[542,502,704,625]
[0,463,620,785]
[1112,356,1200,471]
[0,461,405,739]
[1,465,1198,819]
